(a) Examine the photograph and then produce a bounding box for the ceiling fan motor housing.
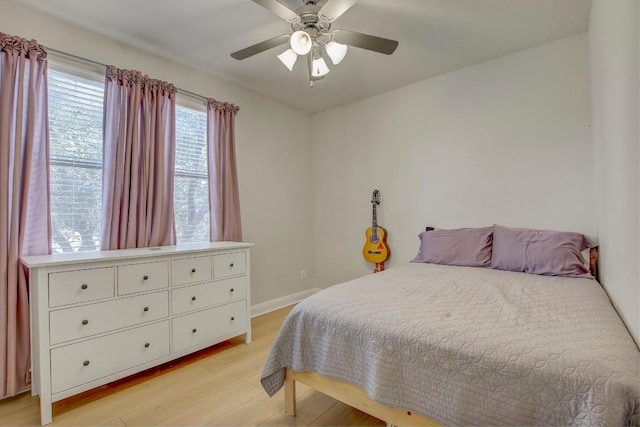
[292,4,332,37]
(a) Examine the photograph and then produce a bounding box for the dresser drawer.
[50,291,169,345]
[171,256,212,286]
[50,320,170,394]
[118,261,169,295]
[172,300,247,353]
[49,268,115,307]
[213,252,246,279]
[171,276,247,315]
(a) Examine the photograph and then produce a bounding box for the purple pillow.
[412,227,493,267]
[491,224,596,278]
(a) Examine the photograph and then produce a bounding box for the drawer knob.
[81,319,89,325]
[83,360,90,366]
[81,284,88,290]
[191,296,196,301]
[143,275,149,280]
[192,328,197,333]
[191,268,196,273]
[143,306,149,312]
[144,343,150,348]
[231,316,235,321]
[229,263,234,268]
[230,288,234,293]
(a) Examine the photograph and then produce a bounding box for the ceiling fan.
[230,0,399,86]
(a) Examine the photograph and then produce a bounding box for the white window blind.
[174,99,210,244]
[48,65,105,253]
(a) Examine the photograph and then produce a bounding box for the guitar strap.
[374,262,385,273]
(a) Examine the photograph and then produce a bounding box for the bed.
[261,262,640,426]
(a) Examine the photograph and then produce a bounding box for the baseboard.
[251,288,321,318]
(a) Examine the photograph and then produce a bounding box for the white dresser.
[22,241,253,425]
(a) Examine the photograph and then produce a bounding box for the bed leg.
[284,369,296,416]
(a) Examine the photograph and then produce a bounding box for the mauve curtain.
[101,65,176,250]
[0,33,51,398]
[207,99,242,242]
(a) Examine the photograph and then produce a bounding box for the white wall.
[589,0,639,344]
[0,0,315,306]
[311,34,595,289]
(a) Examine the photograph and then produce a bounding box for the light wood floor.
[0,305,384,427]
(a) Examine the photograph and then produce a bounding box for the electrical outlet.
[300,270,306,280]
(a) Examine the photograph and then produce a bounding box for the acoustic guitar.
[362,190,390,264]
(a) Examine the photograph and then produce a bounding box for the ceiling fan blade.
[231,34,290,60]
[251,0,299,21]
[319,0,357,21]
[334,30,399,55]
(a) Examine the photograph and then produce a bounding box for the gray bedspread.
[261,263,640,426]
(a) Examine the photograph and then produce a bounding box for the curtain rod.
[47,47,210,103]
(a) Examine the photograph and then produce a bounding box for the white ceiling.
[16,0,592,113]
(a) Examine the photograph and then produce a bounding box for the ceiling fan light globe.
[312,57,330,77]
[290,30,312,55]
[326,41,348,65]
[277,49,297,71]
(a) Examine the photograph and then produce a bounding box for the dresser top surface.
[21,241,254,268]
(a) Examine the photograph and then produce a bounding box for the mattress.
[261,263,639,426]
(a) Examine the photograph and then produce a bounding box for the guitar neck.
[372,203,377,230]
[371,203,378,241]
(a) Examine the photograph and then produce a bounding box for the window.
[48,58,211,251]
[174,97,210,244]
[48,62,105,253]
